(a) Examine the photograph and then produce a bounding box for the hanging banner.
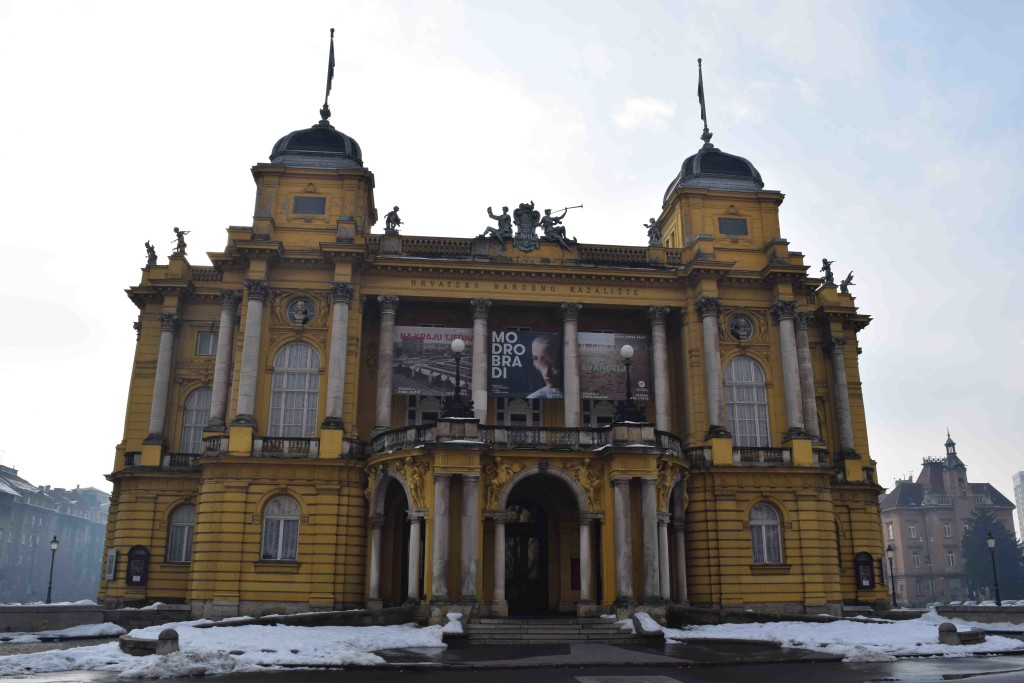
[489,329,563,399]
[578,332,652,402]
[392,326,473,396]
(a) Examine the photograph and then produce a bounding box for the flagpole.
[697,58,713,147]
[321,28,336,122]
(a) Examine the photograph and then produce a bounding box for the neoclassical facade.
[99,86,889,620]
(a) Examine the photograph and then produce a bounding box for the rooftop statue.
[145,241,157,267]
[645,217,661,247]
[480,206,513,247]
[172,227,189,257]
[384,206,402,235]
[539,208,578,251]
[840,271,855,294]
[821,258,835,285]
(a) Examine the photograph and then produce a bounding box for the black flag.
[697,58,707,126]
[326,28,336,99]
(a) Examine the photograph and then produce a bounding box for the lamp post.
[886,544,898,608]
[441,338,473,418]
[612,344,646,423]
[986,532,1002,606]
[45,536,59,604]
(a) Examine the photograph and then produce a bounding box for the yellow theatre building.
[98,59,889,621]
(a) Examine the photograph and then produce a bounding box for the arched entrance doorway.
[503,474,582,615]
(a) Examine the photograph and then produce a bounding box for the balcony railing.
[204,436,228,455]
[733,447,790,465]
[655,430,683,457]
[481,426,610,450]
[161,453,201,470]
[253,437,319,458]
[681,446,710,467]
[923,494,952,506]
[372,425,437,454]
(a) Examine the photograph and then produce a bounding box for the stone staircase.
[464,616,636,644]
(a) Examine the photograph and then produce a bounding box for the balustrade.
[733,447,790,465]
[253,437,320,458]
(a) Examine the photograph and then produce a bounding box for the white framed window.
[406,396,442,425]
[582,399,615,427]
[166,505,195,563]
[912,550,921,568]
[196,331,218,356]
[749,502,782,564]
[268,342,321,437]
[943,523,952,538]
[947,551,956,568]
[886,522,893,540]
[908,524,917,539]
[261,495,300,561]
[495,397,542,427]
[180,387,212,454]
[724,356,770,447]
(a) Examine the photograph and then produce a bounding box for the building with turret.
[880,433,1015,606]
[98,44,888,621]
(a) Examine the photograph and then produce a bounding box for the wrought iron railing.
[733,447,790,465]
[161,453,201,470]
[253,437,320,458]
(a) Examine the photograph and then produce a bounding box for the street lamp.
[986,532,1002,606]
[440,338,473,418]
[886,544,898,608]
[612,345,646,423]
[45,536,59,604]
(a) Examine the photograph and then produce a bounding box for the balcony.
[253,437,319,458]
[733,447,791,466]
[161,453,201,471]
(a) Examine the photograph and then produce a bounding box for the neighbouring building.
[1013,471,1024,539]
[98,46,889,621]
[880,433,1015,607]
[0,465,109,603]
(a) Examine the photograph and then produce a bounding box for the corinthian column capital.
[331,281,355,304]
[378,294,399,315]
[794,312,813,331]
[561,302,583,322]
[470,298,492,319]
[694,296,720,319]
[770,300,797,321]
[158,313,180,333]
[219,289,241,309]
[647,306,671,325]
[243,279,269,302]
[823,336,847,355]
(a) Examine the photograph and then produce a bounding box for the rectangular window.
[718,217,748,236]
[196,331,218,356]
[943,523,952,538]
[886,522,893,540]
[908,524,917,538]
[912,551,921,568]
[915,579,924,596]
[947,551,956,568]
[292,196,326,214]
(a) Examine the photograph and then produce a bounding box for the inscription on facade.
[407,279,642,297]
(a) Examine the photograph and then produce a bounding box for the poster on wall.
[392,326,473,396]
[578,332,652,402]
[488,329,564,399]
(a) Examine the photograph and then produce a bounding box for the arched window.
[724,356,770,447]
[750,502,782,564]
[167,504,195,563]
[268,343,321,437]
[261,495,300,561]
[180,387,212,453]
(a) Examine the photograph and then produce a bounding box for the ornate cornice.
[647,305,670,325]
[561,302,583,322]
[695,296,721,319]
[469,298,492,319]
[331,281,355,304]
[770,300,797,321]
[243,279,269,302]
[378,294,399,315]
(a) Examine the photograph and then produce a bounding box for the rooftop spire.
[320,28,336,123]
[697,58,713,148]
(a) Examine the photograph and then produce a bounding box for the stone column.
[407,513,423,602]
[232,279,269,426]
[770,300,805,437]
[430,473,451,601]
[146,313,180,440]
[794,313,820,439]
[579,519,594,603]
[648,306,672,432]
[695,296,726,434]
[374,295,399,433]
[323,282,355,429]
[640,477,660,601]
[207,290,240,430]
[612,479,633,603]
[561,303,583,428]
[368,515,383,602]
[493,515,507,604]
[673,494,688,602]
[460,475,480,601]
[658,514,671,601]
[470,299,492,422]
[824,336,856,455]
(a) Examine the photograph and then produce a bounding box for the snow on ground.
[663,610,1024,662]
[0,620,446,679]
[1,622,126,644]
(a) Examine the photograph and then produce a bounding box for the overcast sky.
[1,1,1021,532]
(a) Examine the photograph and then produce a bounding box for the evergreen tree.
[960,509,1024,601]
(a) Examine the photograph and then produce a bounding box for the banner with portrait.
[578,332,652,402]
[392,326,473,396]
[488,329,563,399]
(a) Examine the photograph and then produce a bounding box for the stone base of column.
[614,596,636,608]
[372,425,390,437]
[204,419,227,432]
[142,433,166,446]
[837,449,860,459]
[704,424,731,440]
[783,427,809,441]
[576,600,602,618]
[489,599,508,617]
[320,416,344,430]
[366,599,383,611]
[230,414,257,427]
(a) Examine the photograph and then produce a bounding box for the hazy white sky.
[0,1,1021,531]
